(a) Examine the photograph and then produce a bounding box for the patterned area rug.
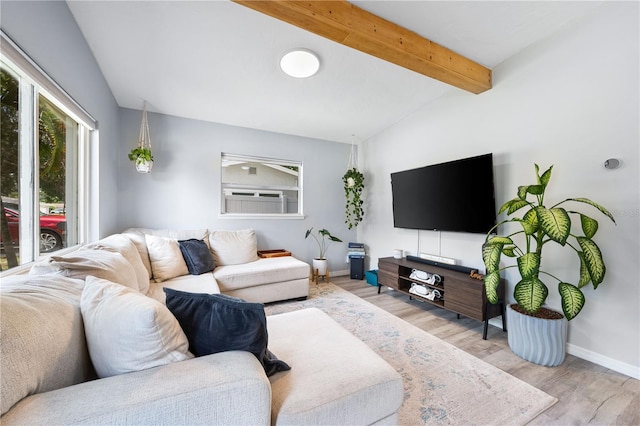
[265,283,557,425]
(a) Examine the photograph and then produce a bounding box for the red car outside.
[2,207,66,253]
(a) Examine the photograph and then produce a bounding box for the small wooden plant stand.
[311,268,330,284]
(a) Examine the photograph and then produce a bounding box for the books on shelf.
[348,242,365,258]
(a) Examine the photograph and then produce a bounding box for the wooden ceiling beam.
[233,0,492,94]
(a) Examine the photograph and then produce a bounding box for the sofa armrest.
[2,351,271,425]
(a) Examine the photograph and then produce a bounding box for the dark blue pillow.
[163,288,290,377]
[178,239,215,275]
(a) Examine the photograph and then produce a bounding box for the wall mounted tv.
[391,153,497,234]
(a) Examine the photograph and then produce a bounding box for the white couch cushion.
[267,308,403,425]
[146,273,221,305]
[0,275,91,416]
[208,229,258,266]
[83,234,150,294]
[80,276,193,378]
[213,257,309,291]
[29,249,141,292]
[145,234,189,282]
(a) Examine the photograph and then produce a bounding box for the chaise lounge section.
[1,227,404,424]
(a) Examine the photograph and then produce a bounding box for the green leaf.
[577,252,591,288]
[482,242,502,274]
[539,165,553,187]
[579,214,599,239]
[526,185,544,195]
[503,246,517,257]
[578,237,606,287]
[521,209,539,235]
[517,186,528,200]
[517,253,540,279]
[537,207,571,245]
[514,277,548,314]
[499,199,519,215]
[558,282,585,321]
[484,272,501,304]
[507,199,530,215]
[567,198,616,224]
[487,236,513,245]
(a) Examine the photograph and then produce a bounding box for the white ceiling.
[66,1,604,144]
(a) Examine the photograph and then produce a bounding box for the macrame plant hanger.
[343,136,364,229]
[348,141,357,170]
[134,101,153,173]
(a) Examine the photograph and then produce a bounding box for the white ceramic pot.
[136,159,153,173]
[312,258,328,276]
[507,304,568,367]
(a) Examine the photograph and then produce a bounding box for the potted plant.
[128,146,154,173]
[343,167,364,229]
[482,164,615,366]
[305,227,343,276]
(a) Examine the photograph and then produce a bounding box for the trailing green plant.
[305,227,343,259]
[343,167,364,229]
[482,164,615,321]
[128,146,153,164]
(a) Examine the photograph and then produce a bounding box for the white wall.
[360,2,639,377]
[1,1,121,239]
[117,109,357,273]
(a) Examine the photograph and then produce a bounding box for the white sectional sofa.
[123,227,311,304]
[0,228,404,425]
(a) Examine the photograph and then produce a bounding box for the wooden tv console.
[377,257,506,340]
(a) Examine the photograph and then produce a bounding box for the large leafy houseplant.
[343,168,364,229]
[305,228,343,259]
[483,164,615,320]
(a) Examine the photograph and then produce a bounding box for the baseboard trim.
[567,343,640,380]
[331,269,350,277]
[487,318,639,379]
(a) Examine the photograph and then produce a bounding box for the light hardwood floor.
[332,276,639,425]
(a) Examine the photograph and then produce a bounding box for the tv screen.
[391,153,497,234]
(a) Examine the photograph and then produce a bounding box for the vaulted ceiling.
[67,1,603,143]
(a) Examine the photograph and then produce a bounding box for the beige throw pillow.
[80,276,193,378]
[145,234,189,282]
[208,229,258,266]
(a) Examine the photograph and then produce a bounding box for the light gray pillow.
[29,249,140,292]
[208,229,259,266]
[80,276,193,378]
[83,234,150,294]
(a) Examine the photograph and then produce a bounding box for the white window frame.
[220,153,304,219]
[1,31,96,276]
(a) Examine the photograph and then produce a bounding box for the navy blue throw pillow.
[178,239,215,275]
[163,288,290,377]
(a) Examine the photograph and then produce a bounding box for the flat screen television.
[391,153,497,234]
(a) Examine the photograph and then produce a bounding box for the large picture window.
[1,32,94,272]
[221,153,303,217]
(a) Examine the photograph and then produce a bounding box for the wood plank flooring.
[332,276,640,425]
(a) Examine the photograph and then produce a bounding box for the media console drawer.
[377,256,505,340]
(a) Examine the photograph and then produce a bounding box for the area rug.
[265,283,557,425]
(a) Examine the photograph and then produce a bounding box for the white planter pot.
[507,304,568,367]
[312,258,328,276]
[136,159,153,173]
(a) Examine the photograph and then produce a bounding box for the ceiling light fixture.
[280,48,320,78]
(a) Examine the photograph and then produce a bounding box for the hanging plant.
[343,167,364,229]
[128,102,154,173]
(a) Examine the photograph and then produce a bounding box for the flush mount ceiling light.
[280,49,320,78]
